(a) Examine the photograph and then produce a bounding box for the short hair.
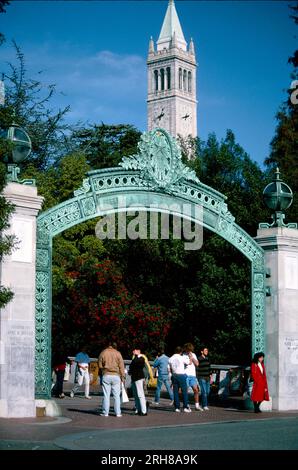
[175,346,182,354]
[252,352,265,363]
[108,341,117,350]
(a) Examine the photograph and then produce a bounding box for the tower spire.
[157,0,187,51]
[148,36,154,55]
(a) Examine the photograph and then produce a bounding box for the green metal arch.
[35,129,265,398]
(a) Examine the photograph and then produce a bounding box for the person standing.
[98,342,125,417]
[197,346,211,410]
[52,353,70,399]
[169,346,191,413]
[129,346,147,416]
[250,352,269,413]
[183,343,203,411]
[152,350,174,405]
[70,347,91,399]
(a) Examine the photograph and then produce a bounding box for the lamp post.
[259,167,297,229]
[1,122,34,185]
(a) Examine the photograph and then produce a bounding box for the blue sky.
[0,1,296,166]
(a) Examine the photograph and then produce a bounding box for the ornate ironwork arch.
[35,128,265,398]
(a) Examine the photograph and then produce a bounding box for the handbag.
[147,376,158,389]
[121,383,129,403]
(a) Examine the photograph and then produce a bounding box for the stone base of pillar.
[35,399,62,417]
[0,398,35,418]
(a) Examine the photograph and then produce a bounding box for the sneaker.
[116,414,122,417]
[70,391,74,398]
[100,413,109,417]
[139,412,147,416]
[203,406,209,410]
[195,404,203,411]
[175,408,181,412]
[169,400,174,406]
[151,401,159,406]
[58,393,65,399]
[183,408,192,413]
[85,396,91,400]
[134,409,139,414]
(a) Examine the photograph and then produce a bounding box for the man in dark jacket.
[197,347,211,410]
[129,346,147,416]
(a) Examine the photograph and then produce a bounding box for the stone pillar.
[0,182,43,417]
[255,227,298,411]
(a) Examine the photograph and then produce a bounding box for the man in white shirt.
[169,346,191,413]
[183,343,203,411]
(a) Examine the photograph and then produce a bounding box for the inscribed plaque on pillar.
[284,256,298,289]
[11,219,33,263]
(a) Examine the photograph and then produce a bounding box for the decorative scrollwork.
[36,248,49,269]
[35,271,51,397]
[81,196,96,217]
[120,128,199,192]
[74,177,91,197]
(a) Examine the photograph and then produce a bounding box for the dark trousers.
[172,373,188,409]
[52,370,65,396]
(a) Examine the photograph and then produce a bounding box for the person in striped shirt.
[197,347,211,410]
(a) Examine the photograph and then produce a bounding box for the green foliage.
[72,123,141,169]
[52,257,176,357]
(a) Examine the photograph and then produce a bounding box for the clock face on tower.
[180,104,193,135]
[152,105,169,130]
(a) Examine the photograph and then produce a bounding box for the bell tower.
[147,0,197,139]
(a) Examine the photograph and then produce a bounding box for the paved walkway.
[1,395,298,450]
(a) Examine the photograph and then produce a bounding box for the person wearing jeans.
[152,350,173,405]
[198,377,210,409]
[169,346,191,412]
[197,347,211,410]
[98,342,125,417]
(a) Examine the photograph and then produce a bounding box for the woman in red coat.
[250,352,269,413]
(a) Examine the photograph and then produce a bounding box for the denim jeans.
[154,375,174,402]
[198,378,210,408]
[171,373,188,409]
[102,374,121,416]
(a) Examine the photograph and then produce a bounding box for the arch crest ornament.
[35,128,265,398]
[120,128,199,192]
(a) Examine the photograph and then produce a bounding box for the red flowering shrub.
[53,257,177,357]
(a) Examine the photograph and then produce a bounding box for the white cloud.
[0,41,147,127]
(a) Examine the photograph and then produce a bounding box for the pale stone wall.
[256,227,298,411]
[0,182,43,417]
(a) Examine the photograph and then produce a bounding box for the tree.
[52,257,177,357]
[72,123,141,169]
[0,1,10,45]
[264,3,298,224]
[3,42,77,170]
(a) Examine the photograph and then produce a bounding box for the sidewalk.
[1,394,298,450]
